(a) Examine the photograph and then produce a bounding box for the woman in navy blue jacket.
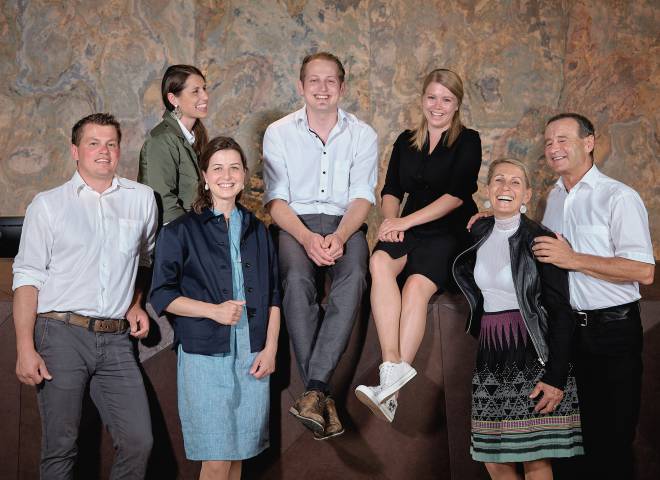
[150,136,280,480]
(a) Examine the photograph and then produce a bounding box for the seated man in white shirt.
[263,52,378,440]
[13,113,158,479]
[533,113,655,479]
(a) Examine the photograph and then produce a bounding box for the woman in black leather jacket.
[453,158,583,479]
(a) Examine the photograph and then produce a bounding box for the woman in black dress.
[355,69,482,422]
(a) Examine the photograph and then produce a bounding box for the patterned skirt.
[471,310,584,463]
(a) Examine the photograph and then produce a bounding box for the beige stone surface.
[1,0,657,255]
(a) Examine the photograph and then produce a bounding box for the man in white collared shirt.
[13,113,157,479]
[533,113,654,478]
[263,52,377,440]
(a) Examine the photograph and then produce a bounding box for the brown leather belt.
[40,311,129,333]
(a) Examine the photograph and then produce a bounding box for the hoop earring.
[174,105,182,119]
[483,200,492,209]
[519,203,527,214]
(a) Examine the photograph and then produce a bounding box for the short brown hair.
[191,136,249,214]
[299,52,345,84]
[487,158,532,189]
[71,113,121,146]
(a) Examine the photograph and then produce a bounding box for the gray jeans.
[34,316,152,480]
[277,214,368,386]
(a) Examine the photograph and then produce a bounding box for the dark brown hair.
[71,113,121,146]
[299,52,345,84]
[411,69,464,150]
[161,64,209,157]
[191,136,249,214]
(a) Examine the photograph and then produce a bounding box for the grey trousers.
[34,316,153,480]
[278,214,368,386]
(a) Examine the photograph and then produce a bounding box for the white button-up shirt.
[13,171,158,319]
[263,106,378,215]
[542,165,654,310]
[175,117,195,145]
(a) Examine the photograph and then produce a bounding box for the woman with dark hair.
[139,64,210,224]
[149,137,281,480]
[453,158,582,479]
[355,69,482,422]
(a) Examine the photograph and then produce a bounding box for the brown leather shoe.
[314,396,345,440]
[289,390,325,433]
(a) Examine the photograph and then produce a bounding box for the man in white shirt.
[533,113,654,478]
[263,52,377,440]
[13,113,158,479]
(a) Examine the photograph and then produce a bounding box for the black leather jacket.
[452,215,575,389]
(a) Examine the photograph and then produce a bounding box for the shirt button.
[219,242,225,246]
[321,189,325,193]
[323,151,327,155]
[247,287,253,293]
[322,171,326,174]
[245,262,251,268]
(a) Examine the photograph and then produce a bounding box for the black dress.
[375,128,482,289]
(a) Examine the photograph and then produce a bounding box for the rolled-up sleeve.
[139,193,159,268]
[12,196,52,291]
[262,126,290,205]
[149,226,184,316]
[348,125,378,204]
[610,191,655,265]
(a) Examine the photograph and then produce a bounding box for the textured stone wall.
[1,0,657,255]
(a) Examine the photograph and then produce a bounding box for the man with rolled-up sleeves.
[13,113,157,479]
[263,52,378,440]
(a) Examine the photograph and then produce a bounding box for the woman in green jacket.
[139,65,210,224]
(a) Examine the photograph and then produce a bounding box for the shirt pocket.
[118,218,142,256]
[574,225,612,255]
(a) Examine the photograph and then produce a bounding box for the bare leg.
[399,274,437,364]
[200,460,231,480]
[228,460,242,480]
[369,251,407,363]
[485,462,521,480]
[523,459,553,480]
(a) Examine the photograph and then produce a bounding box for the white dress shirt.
[175,116,195,145]
[13,171,158,319]
[263,106,378,215]
[542,165,654,310]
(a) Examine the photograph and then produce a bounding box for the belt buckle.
[576,311,588,327]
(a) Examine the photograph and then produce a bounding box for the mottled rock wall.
[1,0,658,254]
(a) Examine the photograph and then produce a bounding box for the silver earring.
[204,183,209,191]
[174,105,182,119]
[519,203,527,214]
[483,200,492,209]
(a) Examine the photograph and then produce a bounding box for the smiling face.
[297,58,345,115]
[487,162,532,219]
[168,74,209,125]
[422,81,459,134]
[202,148,246,208]
[71,123,120,188]
[544,117,594,178]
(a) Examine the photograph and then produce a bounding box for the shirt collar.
[71,170,132,196]
[295,105,348,130]
[554,164,601,192]
[175,117,196,145]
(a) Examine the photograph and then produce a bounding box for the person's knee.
[282,270,316,292]
[116,425,153,459]
[402,275,436,301]
[369,251,393,277]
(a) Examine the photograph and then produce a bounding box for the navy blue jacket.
[149,204,281,355]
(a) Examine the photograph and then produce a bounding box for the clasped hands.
[303,231,346,266]
[377,216,410,243]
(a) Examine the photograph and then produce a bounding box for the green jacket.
[138,111,200,225]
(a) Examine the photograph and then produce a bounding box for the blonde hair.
[411,68,464,150]
[487,158,532,189]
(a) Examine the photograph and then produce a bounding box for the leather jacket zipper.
[452,236,487,334]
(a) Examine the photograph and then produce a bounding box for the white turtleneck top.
[474,214,521,313]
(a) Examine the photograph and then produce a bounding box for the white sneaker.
[376,361,416,402]
[355,384,398,422]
